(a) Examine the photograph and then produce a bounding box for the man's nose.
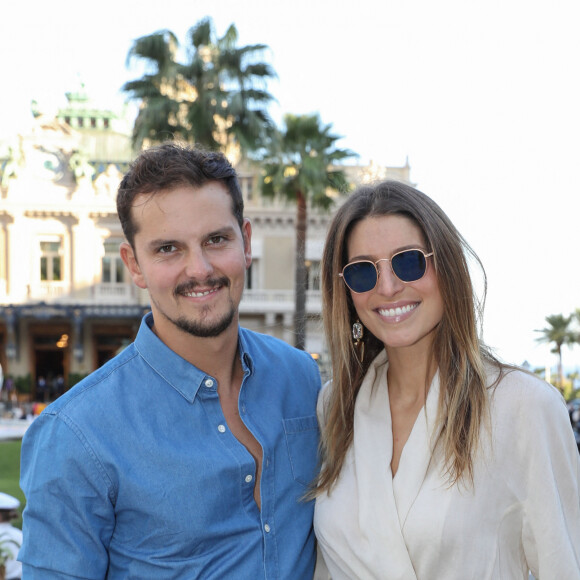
[184,249,213,279]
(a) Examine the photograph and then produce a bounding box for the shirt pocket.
[283,415,320,486]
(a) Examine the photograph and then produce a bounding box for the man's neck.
[152,318,241,384]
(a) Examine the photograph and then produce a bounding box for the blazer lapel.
[392,371,441,529]
[353,352,418,579]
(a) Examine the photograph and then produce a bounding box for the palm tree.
[574,308,580,340]
[123,17,276,154]
[260,113,355,350]
[122,29,184,147]
[536,314,576,388]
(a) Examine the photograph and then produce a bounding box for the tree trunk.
[558,348,564,389]
[294,190,307,350]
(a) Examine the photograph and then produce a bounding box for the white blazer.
[314,351,580,580]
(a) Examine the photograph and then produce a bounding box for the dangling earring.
[352,319,365,362]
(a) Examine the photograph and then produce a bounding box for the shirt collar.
[237,326,255,375]
[134,313,255,403]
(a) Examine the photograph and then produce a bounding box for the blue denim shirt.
[20,313,321,579]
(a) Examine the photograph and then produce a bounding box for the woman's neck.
[385,343,437,404]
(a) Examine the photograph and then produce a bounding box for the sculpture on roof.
[1,141,24,188]
[69,150,95,183]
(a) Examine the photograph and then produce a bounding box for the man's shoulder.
[45,342,140,414]
[239,328,320,381]
[240,326,286,347]
[240,327,314,361]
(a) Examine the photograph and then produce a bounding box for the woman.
[313,181,580,579]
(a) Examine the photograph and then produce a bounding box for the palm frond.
[125,30,179,73]
[189,18,213,48]
[123,17,276,153]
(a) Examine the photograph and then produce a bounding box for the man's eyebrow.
[206,226,237,237]
[147,238,178,249]
[145,226,238,250]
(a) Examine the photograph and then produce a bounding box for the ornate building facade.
[0,90,412,398]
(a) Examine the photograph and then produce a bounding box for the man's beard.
[167,276,236,338]
[174,305,236,338]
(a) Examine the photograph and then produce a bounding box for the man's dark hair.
[117,142,244,247]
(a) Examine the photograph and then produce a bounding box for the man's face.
[121,182,251,346]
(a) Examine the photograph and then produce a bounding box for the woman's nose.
[375,260,404,296]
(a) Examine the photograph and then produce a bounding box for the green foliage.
[0,441,24,529]
[259,113,356,349]
[536,314,575,351]
[536,312,580,388]
[12,374,31,395]
[260,113,355,209]
[67,373,88,388]
[123,17,276,153]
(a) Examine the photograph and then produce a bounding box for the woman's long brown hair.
[312,181,503,497]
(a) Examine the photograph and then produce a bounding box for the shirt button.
[245,474,253,483]
[204,379,214,388]
[264,523,271,533]
[218,424,226,433]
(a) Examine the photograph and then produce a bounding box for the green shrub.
[67,373,88,388]
[12,374,31,395]
[0,440,24,529]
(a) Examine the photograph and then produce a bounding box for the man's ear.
[242,218,252,269]
[120,242,147,289]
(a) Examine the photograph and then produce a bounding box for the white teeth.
[378,303,417,317]
[185,288,217,297]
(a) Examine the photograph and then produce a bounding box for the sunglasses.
[339,249,434,293]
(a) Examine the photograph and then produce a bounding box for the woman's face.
[345,214,444,354]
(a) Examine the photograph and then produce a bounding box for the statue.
[94,164,123,197]
[0,141,24,189]
[69,150,95,183]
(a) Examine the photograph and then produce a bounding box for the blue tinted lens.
[391,250,426,282]
[343,262,377,292]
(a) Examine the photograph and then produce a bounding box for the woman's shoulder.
[317,380,333,426]
[316,351,388,426]
[487,363,568,420]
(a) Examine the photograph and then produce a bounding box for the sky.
[1,0,579,372]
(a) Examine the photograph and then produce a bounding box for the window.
[101,240,125,283]
[245,262,254,290]
[40,240,63,281]
[239,176,254,202]
[305,261,320,291]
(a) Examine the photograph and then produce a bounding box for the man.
[0,492,22,580]
[20,143,321,578]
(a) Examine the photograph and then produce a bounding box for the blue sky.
[2,0,580,371]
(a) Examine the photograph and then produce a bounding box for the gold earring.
[352,320,365,362]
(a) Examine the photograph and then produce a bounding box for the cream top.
[314,351,580,579]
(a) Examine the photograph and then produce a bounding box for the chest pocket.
[283,415,320,486]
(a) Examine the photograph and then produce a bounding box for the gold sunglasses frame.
[339,249,434,293]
